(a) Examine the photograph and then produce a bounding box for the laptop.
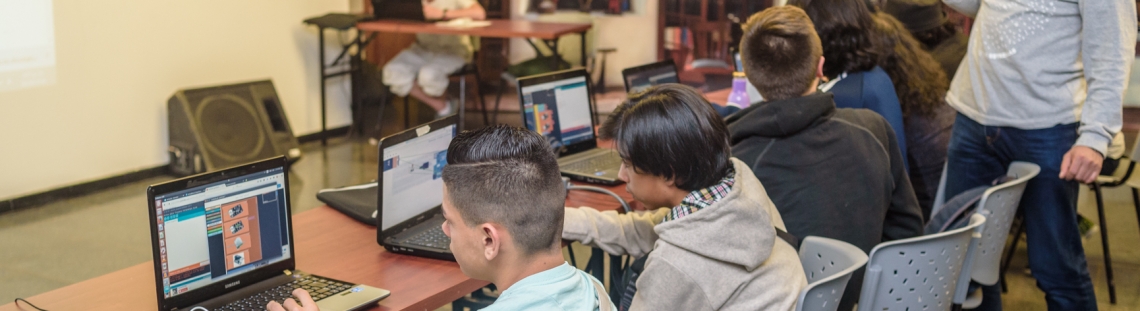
[621,60,680,93]
[517,68,623,185]
[147,157,390,311]
[376,115,459,261]
[371,0,427,21]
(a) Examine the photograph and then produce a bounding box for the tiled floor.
[4,99,1140,310]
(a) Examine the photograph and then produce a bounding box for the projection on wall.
[0,0,56,92]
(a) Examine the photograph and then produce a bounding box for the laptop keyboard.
[405,226,450,249]
[564,153,621,173]
[214,275,354,311]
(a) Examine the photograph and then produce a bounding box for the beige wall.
[0,0,354,199]
[508,0,659,88]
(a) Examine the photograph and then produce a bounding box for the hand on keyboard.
[266,288,320,311]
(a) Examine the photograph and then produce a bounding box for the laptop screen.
[734,52,743,72]
[520,75,594,149]
[625,65,679,93]
[380,123,457,231]
[153,167,291,299]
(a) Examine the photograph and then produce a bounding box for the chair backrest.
[932,162,950,215]
[796,236,869,311]
[967,162,1039,286]
[856,214,986,311]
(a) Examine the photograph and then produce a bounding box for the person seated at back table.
[562,83,807,310]
[268,125,615,311]
[382,0,486,116]
[725,6,924,310]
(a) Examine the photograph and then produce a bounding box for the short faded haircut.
[441,125,566,255]
[739,6,824,102]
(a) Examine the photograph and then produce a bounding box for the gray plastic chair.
[952,162,1039,309]
[856,214,986,311]
[797,236,869,311]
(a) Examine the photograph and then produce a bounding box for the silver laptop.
[147,157,390,311]
[517,69,623,185]
[375,115,458,261]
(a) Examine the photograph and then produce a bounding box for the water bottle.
[726,72,752,108]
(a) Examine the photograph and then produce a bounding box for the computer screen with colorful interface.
[153,167,290,299]
[380,123,457,231]
[520,75,594,149]
[625,66,679,93]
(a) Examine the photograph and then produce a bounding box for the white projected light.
[0,0,56,92]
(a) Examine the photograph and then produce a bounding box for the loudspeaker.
[168,80,301,176]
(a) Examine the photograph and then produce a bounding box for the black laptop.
[372,0,427,21]
[147,157,390,311]
[376,115,458,261]
[621,60,680,93]
[517,69,623,185]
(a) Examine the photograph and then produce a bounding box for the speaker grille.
[194,94,268,165]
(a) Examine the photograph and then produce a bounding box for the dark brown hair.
[599,84,731,191]
[441,125,566,255]
[788,0,881,79]
[738,6,823,102]
[871,12,949,117]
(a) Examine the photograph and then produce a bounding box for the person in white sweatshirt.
[940,0,1137,309]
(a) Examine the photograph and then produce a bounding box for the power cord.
[560,176,633,213]
[14,298,48,311]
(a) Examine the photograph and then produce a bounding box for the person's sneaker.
[436,99,456,117]
[1078,214,1099,240]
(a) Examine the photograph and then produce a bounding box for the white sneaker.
[437,99,456,117]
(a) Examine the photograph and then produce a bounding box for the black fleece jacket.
[725,92,924,251]
[726,92,926,309]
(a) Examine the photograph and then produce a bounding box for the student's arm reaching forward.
[562,207,670,258]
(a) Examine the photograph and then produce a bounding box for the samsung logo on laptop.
[225,280,241,289]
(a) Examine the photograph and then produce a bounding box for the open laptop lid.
[147,156,295,311]
[372,0,426,21]
[516,68,599,157]
[622,60,680,93]
[375,115,459,244]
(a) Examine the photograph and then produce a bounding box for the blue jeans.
[944,113,1097,310]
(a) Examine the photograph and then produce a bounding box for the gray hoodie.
[564,159,807,311]
[942,0,1137,154]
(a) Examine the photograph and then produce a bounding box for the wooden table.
[0,181,631,311]
[356,19,590,69]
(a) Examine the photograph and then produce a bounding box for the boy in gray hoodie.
[562,84,807,311]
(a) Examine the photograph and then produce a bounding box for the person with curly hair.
[788,0,909,167]
[868,12,955,219]
[882,0,968,81]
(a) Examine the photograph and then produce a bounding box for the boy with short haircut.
[725,6,924,309]
[268,125,613,311]
[563,83,807,310]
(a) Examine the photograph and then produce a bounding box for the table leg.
[319,28,328,146]
[549,39,560,70]
[580,31,587,67]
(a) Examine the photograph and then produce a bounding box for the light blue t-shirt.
[482,263,614,311]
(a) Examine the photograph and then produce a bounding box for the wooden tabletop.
[0,181,632,311]
[356,19,592,40]
[704,87,731,106]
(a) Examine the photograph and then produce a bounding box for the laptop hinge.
[284,269,293,276]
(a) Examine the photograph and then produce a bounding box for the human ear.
[481,224,501,261]
[816,56,826,79]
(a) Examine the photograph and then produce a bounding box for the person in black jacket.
[727,6,925,310]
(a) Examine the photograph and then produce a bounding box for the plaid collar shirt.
[662,166,736,223]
